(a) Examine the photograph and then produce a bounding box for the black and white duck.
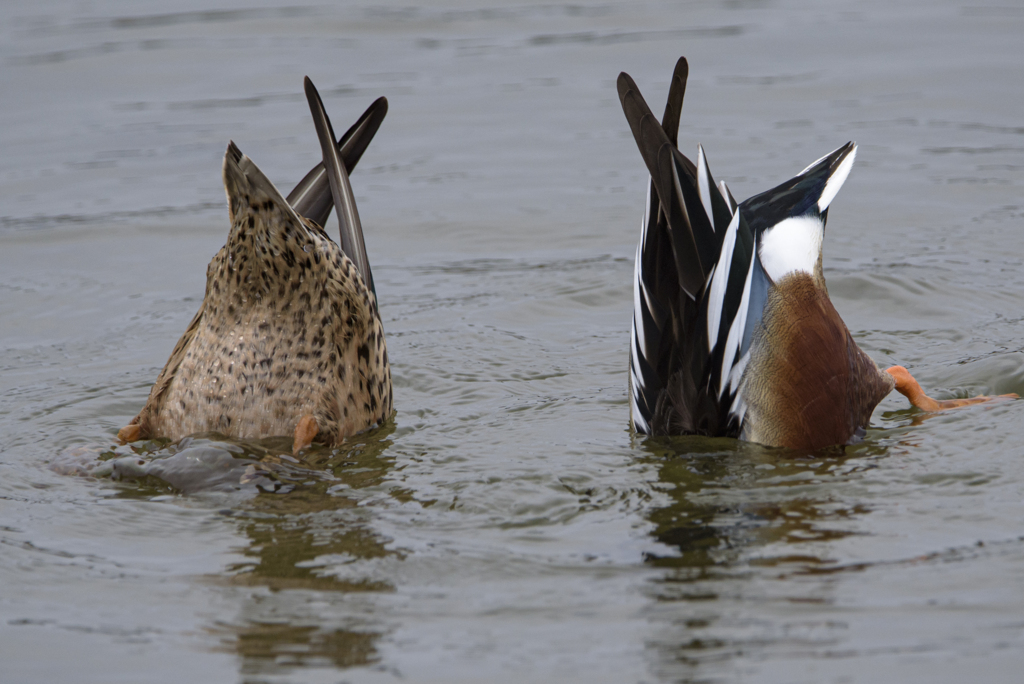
[619,57,1012,450]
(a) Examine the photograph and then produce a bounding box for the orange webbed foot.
[293,415,319,455]
[117,423,142,443]
[886,366,1018,412]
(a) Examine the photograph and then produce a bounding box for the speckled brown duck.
[119,78,392,454]
[619,57,1012,450]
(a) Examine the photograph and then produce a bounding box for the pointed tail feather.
[741,142,857,232]
[634,57,690,332]
[626,60,716,435]
[223,141,304,228]
[623,59,758,437]
[631,184,677,434]
[694,145,735,236]
[617,72,708,298]
[804,141,856,212]
[304,76,376,297]
[629,62,690,434]
[718,180,738,214]
[661,57,688,148]
[287,96,388,229]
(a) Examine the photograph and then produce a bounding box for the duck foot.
[118,423,142,443]
[293,415,319,455]
[886,366,1018,411]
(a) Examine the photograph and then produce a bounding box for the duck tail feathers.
[798,141,857,212]
[304,76,376,297]
[223,141,303,227]
[661,57,688,147]
[718,180,738,215]
[617,72,715,299]
[626,64,688,434]
[739,141,856,231]
[624,58,764,438]
[287,96,387,229]
[625,59,729,435]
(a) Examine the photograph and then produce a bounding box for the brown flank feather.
[741,273,894,450]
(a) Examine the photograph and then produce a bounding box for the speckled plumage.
[122,141,392,446]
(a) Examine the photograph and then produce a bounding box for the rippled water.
[3,1,1024,682]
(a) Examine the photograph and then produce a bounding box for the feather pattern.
[120,80,393,450]
[621,57,894,449]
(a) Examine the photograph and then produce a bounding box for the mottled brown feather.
[121,144,392,446]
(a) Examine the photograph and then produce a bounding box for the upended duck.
[118,78,393,454]
[620,57,1011,450]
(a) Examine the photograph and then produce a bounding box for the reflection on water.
[634,409,1024,682]
[4,0,1024,681]
[227,429,398,590]
[90,426,398,677]
[215,622,381,675]
[641,437,881,568]
[636,436,891,677]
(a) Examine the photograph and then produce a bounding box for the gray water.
[2,1,1024,682]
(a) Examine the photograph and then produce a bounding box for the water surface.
[2,1,1024,682]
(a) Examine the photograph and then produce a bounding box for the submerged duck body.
[620,58,893,450]
[120,79,392,452]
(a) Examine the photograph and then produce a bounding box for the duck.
[619,57,1011,450]
[118,77,393,454]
